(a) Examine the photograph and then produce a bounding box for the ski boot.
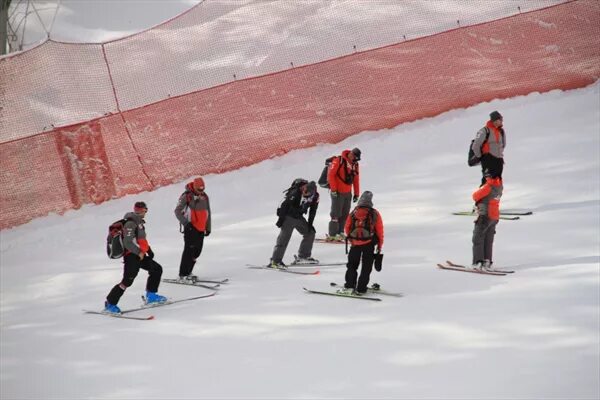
[268,260,287,270]
[293,255,319,265]
[103,301,121,314]
[145,291,168,304]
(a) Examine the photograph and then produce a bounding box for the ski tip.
[313,270,320,275]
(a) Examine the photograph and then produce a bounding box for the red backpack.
[348,207,376,240]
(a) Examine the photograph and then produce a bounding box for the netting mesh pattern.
[0,41,118,141]
[0,1,599,229]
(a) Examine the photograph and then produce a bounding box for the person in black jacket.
[270,180,319,268]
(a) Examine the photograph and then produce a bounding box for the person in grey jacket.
[104,201,167,314]
[471,111,506,184]
[174,177,211,282]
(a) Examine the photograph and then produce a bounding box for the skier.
[104,202,167,314]
[174,177,211,282]
[327,147,361,241]
[471,172,503,271]
[339,191,384,295]
[270,180,319,268]
[471,111,506,184]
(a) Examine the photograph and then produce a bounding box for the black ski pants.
[480,154,504,184]
[179,225,205,277]
[345,241,376,293]
[106,253,163,306]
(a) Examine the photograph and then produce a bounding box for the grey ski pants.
[472,216,498,264]
[271,216,315,263]
[329,192,352,236]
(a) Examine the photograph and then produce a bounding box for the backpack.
[468,127,490,166]
[317,156,355,188]
[277,179,308,216]
[347,207,377,240]
[106,218,133,259]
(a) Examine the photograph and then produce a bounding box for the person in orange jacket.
[327,147,361,241]
[339,191,384,295]
[174,177,211,282]
[471,173,503,271]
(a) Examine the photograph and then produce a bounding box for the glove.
[204,230,211,237]
[331,191,338,198]
[147,248,155,259]
[309,225,316,233]
[374,253,383,272]
[276,217,284,228]
[353,195,359,203]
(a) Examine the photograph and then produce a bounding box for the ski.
[452,212,520,220]
[290,261,346,267]
[193,278,229,284]
[161,278,220,290]
[315,238,345,244]
[246,264,320,275]
[446,260,514,274]
[303,287,381,301]
[120,293,217,314]
[83,310,155,320]
[453,210,533,216]
[329,282,403,297]
[437,263,507,276]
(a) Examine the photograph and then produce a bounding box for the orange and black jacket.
[473,177,503,220]
[174,182,211,233]
[344,207,384,249]
[328,150,360,195]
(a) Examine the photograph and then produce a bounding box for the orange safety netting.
[0,1,599,230]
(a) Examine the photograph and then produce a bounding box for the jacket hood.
[357,191,373,208]
[341,149,352,162]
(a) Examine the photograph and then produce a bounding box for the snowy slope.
[1,83,598,399]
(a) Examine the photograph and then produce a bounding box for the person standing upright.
[104,201,167,314]
[471,111,506,184]
[327,147,361,241]
[471,173,503,271]
[339,191,384,295]
[174,177,211,282]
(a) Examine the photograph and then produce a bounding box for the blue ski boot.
[145,291,167,304]
[104,301,121,314]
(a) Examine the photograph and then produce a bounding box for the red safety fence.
[0,1,599,230]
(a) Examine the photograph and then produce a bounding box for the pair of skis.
[246,261,346,275]
[437,260,514,276]
[161,277,229,289]
[84,278,226,320]
[314,238,345,244]
[303,282,403,301]
[83,291,217,320]
[452,209,533,221]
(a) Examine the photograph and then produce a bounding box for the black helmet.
[351,147,361,161]
[304,181,317,196]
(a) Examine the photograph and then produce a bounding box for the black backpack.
[318,156,355,188]
[106,218,133,259]
[277,179,308,216]
[468,127,490,166]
